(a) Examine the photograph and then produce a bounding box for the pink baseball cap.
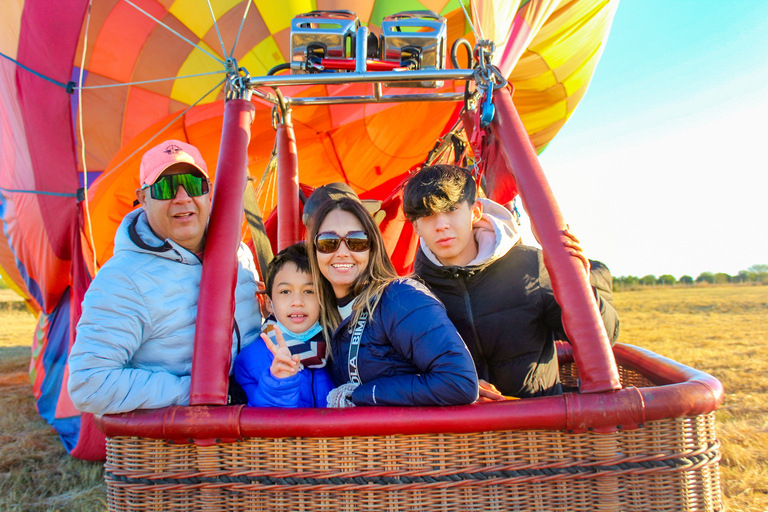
[139,140,209,186]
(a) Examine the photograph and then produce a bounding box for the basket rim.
[95,343,723,442]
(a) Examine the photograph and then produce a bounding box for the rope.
[2,0,241,277]
[77,0,99,275]
[0,187,78,198]
[0,51,71,90]
[205,0,228,58]
[459,0,484,43]
[124,0,225,65]
[75,70,225,90]
[229,0,254,59]
[424,117,468,167]
[252,117,280,214]
[258,151,278,214]
[254,150,277,200]
[103,78,226,175]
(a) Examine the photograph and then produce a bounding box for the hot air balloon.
[0,1,723,509]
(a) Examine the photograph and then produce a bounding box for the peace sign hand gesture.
[262,325,301,379]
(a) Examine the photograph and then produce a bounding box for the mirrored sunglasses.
[314,230,370,254]
[142,173,210,200]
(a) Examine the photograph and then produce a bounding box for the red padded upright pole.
[276,122,301,251]
[488,87,621,394]
[190,99,255,405]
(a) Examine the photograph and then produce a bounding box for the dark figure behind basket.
[403,165,620,400]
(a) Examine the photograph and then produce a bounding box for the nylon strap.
[348,311,368,385]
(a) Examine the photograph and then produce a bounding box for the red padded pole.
[276,122,301,251]
[190,99,255,405]
[488,86,621,394]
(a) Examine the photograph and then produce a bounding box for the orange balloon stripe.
[88,0,166,83]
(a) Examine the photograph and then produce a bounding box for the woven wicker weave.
[103,360,722,512]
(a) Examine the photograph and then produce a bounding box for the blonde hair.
[306,197,399,341]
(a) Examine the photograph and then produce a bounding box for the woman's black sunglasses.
[314,231,370,254]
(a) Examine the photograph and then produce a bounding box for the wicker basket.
[98,343,723,511]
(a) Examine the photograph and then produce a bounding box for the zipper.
[310,369,317,407]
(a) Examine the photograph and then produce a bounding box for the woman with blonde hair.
[306,195,478,408]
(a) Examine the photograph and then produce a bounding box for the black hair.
[264,242,311,299]
[402,164,477,222]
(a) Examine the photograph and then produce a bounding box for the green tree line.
[3,265,767,291]
[615,264,768,289]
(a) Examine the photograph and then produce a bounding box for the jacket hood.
[114,209,201,265]
[419,198,521,268]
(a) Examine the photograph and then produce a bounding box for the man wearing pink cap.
[68,140,262,415]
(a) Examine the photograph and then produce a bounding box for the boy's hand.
[262,325,301,379]
[563,226,590,275]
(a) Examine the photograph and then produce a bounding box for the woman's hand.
[326,383,358,408]
[476,379,507,402]
[563,226,590,276]
[262,325,301,379]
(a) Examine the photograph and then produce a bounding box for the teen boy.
[403,165,619,399]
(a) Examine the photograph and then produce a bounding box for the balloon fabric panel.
[170,0,244,40]
[87,1,163,84]
[509,0,619,150]
[123,87,174,147]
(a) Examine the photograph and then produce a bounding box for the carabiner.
[480,89,495,126]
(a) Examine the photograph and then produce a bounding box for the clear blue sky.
[519,0,768,279]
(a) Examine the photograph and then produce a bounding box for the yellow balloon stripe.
[511,57,558,90]
[0,263,30,301]
[171,41,225,105]
[560,43,599,96]
[240,36,285,77]
[520,98,565,134]
[530,2,612,71]
[506,0,618,151]
[169,0,244,39]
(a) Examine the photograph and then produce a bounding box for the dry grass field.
[613,285,768,511]
[0,285,765,511]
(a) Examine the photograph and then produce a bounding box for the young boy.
[234,243,333,407]
[402,165,619,399]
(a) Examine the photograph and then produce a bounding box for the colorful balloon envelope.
[0,0,618,459]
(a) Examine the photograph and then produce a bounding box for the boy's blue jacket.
[329,278,479,406]
[234,317,333,408]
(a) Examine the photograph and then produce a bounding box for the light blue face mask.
[274,318,323,342]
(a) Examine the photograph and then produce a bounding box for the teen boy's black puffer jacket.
[414,244,620,399]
